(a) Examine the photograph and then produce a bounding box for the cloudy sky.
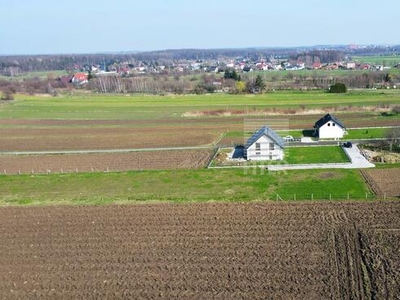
[0,0,398,55]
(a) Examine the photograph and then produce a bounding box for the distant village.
[67,56,398,85]
[1,46,399,95]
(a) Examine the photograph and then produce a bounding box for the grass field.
[352,55,400,67]
[345,127,389,139]
[1,89,400,120]
[215,146,349,166]
[0,168,370,205]
[1,90,399,205]
[285,146,349,164]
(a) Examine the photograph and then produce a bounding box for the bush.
[1,89,15,101]
[329,83,347,93]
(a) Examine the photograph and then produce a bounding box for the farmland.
[1,91,400,154]
[0,169,370,205]
[0,150,212,175]
[1,90,400,204]
[361,168,400,197]
[1,88,400,299]
[0,201,399,299]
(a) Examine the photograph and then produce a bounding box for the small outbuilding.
[314,113,346,139]
[245,126,285,161]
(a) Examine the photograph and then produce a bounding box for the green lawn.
[285,146,349,164]
[215,146,349,167]
[0,168,371,206]
[345,127,388,139]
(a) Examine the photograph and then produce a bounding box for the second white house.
[314,114,346,139]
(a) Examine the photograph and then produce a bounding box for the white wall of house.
[318,121,345,139]
[247,135,284,161]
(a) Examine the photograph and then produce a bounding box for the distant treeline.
[1,45,399,76]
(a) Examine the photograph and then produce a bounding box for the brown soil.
[0,150,212,174]
[361,168,400,197]
[0,201,399,299]
[1,113,400,152]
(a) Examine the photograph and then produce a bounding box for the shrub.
[1,89,15,101]
[329,83,347,93]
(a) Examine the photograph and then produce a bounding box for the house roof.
[72,73,88,82]
[245,126,285,149]
[314,114,345,129]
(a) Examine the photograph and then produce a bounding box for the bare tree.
[386,127,400,151]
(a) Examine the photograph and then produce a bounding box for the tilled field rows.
[0,201,399,299]
[361,168,400,197]
[0,150,212,174]
[1,113,400,151]
[0,126,223,151]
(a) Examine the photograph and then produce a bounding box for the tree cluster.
[329,83,347,93]
[224,69,240,81]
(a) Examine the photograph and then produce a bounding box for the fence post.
[294,193,296,201]
[329,194,332,200]
[347,192,350,200]
[311,193,313,201]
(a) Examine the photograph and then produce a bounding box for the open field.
[352,55,400,66]
[0,122,222,151]
[0,90,399,205]
[0,168,370,205]
[0,201,398,299]
[0,150,212,175]
[361,168,400,197]
[1,90,400,153]
[2,90,400,120]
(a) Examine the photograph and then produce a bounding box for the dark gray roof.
[314,114,345,129]
[245,126,285,149]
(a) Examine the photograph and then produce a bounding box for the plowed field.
[0,201,398,299]
[1,113,400,151]
[0,150,212,174]
[361,168,400,197]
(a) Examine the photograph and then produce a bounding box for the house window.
[333,123,336,126]
[269,143,274,150]
[327,123,331,126]
[255,143,261,151]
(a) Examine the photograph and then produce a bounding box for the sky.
[0,0,399,55]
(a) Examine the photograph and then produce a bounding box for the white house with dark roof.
[314,114,346,139]
[245,126,285,161]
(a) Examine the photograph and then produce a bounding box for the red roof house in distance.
[71,73,88,85]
